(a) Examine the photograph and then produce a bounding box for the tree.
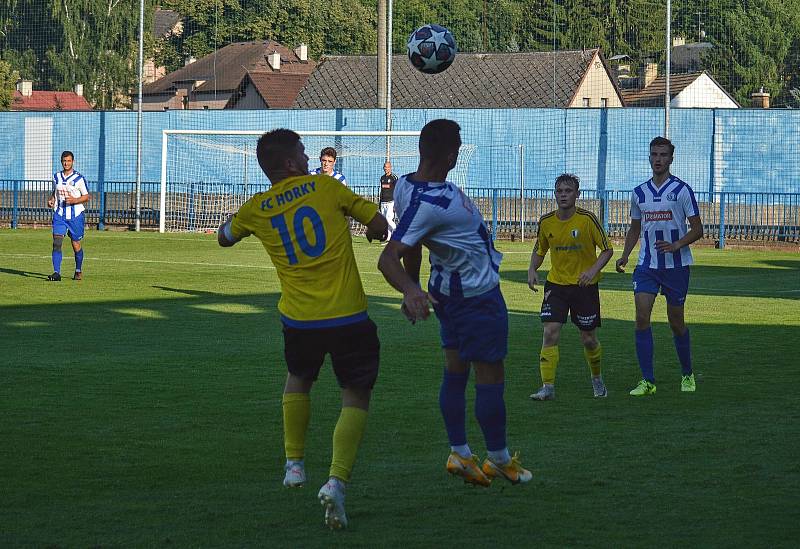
[0,59,20,110]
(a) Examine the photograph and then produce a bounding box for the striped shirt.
[392,174,502,298]
[309,167,347,186]
[630,175,699,269]
[52,170,89,219]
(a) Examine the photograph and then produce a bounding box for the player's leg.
[322,318,380,529]
[662,267,695,391]
[532,282,568,400]
[571,284,606,397]
[281,325,326,488]
[49,213,67,281]
[66,214,85,279]
[630,267,658,395]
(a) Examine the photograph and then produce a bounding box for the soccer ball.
[407,24,457,75]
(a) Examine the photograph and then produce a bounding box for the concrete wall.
[0,108,798,195]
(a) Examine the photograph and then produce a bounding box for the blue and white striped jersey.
[309,167,347,186]
[52,170,89,219]
[630,175,699,269]
[392,174,502,298]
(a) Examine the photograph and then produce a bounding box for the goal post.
[159,129,437,233]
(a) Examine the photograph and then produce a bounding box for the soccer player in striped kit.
[616,137,704,395]
[46,151,90,281]
[309,146,348,186]
[378,119,532,487]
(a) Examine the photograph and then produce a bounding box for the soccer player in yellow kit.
[217,129,388,530]
[528,174,614,400]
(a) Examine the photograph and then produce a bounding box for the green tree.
[0,58,20,110]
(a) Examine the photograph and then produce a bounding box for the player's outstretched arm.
[364,212,389,243]
[217,215,242,248]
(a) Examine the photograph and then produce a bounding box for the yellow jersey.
[230,174,378,327]
[533,207,612,285]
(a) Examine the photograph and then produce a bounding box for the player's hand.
[615,257,628,273]
[400,302,416,324]
[577,270,596,287]
[47,197,55,208]
[402,287,437,322]
[65,196,78,205]
[366,228,388,243]
[655,240,678,253]
[527,268,539,292]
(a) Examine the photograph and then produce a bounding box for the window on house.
[582,98,590,107]
[600,98,608,108]
[182,96,189,110]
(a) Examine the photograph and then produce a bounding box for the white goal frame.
[159,129,422,233]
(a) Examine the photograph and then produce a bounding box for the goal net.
[160,129,476,233]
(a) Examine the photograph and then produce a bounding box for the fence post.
[718,192,726,249]
[12,180,19,229]
[600,190,609,235]
[98,179,105,231]
[519,144,525,242]
[492,189,498,241]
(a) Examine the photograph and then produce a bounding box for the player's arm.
[364,212,389,243]
[616,218,641,273]
[378,241,433,323]
[217,214,244,247]
[579,248,614,287]
[47,176,57,208]
[655,215,703,253]
[65,183,91,206]
[528,247,545,292]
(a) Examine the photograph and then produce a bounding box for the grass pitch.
[1,229,798,547]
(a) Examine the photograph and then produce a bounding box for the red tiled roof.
[236,71,311,108]
[12,90,92,111]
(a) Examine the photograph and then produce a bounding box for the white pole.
[386,0,393,160]
[665,0,671,138]
[135,0,144,232]
[160,131,167,233]
[519,144,525,243]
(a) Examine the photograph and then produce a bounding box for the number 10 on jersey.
[270,206,327,265]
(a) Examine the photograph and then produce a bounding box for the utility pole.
[377,0,387,108]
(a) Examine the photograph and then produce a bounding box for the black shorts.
[282,318,380,389]
[540,282,601,331]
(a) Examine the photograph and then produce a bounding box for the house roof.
[227,71,312,108]
[11,91,92,111]
[671,42,713,72]
[153,8,181,38]
[621,71,738,107]
[143,40,315,95]
[295,49,602,108]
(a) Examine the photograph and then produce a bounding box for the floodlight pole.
[135,0,144,231]
[665,0,671,139]
[386,0,394,160]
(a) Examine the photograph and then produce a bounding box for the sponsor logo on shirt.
[666,192,677,201]
[644,210,673,221]
[571,229,580,238]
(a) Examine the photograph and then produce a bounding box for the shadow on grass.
[0,267,50,279]
[501,264,800,300]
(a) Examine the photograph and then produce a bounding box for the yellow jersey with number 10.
[230,174,378,327]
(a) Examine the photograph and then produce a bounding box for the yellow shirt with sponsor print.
[533,208,612,285]
[230,174,378,326]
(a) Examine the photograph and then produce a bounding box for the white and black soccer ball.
[407,24,457,75]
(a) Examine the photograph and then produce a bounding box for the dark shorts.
[52,212,85,241]
[540,281,601,331]
[430,284,508,364]
[282,318,380,389]
[632,265,690,306]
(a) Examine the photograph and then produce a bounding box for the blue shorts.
[633,265,690,306]
[430,284,508,364]
[52,212,86,241]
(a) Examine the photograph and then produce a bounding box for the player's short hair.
[555,173,580,192]
[320,147,337,160]
[61,151,74,160]
[419,119,461,160]
[256,129,301,175]
[649,136,675,155]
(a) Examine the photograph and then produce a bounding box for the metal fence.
[2,181,798,247]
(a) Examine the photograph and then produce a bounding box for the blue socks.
[674,329,692,375]
[52,250,63,273]
[635,327,655,382]
[75,249,84,272]
[439,370,468,446]
[475,383,507,452]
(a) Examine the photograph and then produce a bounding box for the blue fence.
[3,181,797,247]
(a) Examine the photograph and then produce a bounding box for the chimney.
[74,83,83,96]
[294,43,308,62]
[16,80,33,97]
[268,51,281,71]
[639,62,658,90]
[751,87,770,109]
[184,55,196,66]
[672,36,686,47]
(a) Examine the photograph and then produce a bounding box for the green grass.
[1,229,799,547]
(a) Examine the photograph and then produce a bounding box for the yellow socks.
[584,343,602,377]
[282,392,311,461]
[330,406,369,482]
[539,345,559,384]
